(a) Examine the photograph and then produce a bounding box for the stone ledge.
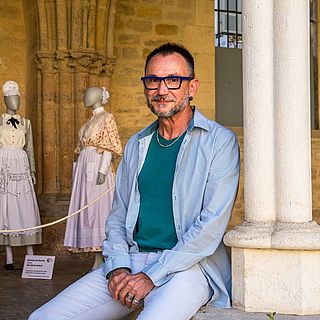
[193,307,320,320]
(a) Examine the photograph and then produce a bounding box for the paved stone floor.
[0,248,92,320]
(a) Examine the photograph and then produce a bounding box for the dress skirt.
[64,147,114,252]
[0,147,42,246]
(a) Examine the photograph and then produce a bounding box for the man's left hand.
[118,272,155,308]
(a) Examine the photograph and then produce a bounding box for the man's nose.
[157,79,169,94]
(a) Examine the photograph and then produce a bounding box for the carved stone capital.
[35,52,57,73]
[35,50,116,76]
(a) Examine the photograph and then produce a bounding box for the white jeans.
[28,252,213,320]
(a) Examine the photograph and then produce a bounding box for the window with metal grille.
[215,0,242,49]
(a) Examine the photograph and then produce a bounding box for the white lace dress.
[0,113,42,246]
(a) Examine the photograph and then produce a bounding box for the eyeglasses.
[141,76,193,90]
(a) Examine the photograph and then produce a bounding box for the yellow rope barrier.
[0,184,115,234]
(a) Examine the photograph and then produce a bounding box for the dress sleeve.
[24,119,36,173]
[97,113,122,156]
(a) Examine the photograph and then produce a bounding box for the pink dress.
[64,108,122,252]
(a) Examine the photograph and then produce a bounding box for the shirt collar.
[3,113,20,119]
[138,106,210,139]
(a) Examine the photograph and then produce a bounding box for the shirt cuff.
[106,267,131,279]
[103,255,131,278]
[142,261,173,286]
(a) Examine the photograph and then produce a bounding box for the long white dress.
[0,113,42,246]
[64,108,122,252]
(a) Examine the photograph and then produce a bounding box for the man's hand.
[118,272,155,308]
[108,268,131,300]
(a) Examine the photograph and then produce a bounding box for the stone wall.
[0,1,28,116]
[312,130,320,221]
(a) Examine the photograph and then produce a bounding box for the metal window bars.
[215,0,242,49]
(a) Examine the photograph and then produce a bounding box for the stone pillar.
[224,0,320,315]
[57,54,74,192]
[242,0,275,223]
[274,0,312,223]
[36,53,58,193]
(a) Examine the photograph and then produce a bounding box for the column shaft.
[243,0,275,222]
[274,0,312,222]
[41,71,58,193]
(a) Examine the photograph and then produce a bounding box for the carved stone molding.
[35,51,116,76]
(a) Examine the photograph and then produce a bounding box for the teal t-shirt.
[134,130,186,252]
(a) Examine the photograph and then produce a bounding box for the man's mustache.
[151,95,176,102]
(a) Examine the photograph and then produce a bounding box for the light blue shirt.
[103,107,240,308]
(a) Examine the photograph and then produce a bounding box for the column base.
[224,222,320,315]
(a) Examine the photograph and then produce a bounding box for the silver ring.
[126,293,134,301]
[133,299,140,304]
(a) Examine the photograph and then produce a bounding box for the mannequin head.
[4,95,20,115]
[2,80,20,115]
[84,86,109,110]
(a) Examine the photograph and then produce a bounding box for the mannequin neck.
[92,106,104,115]
[6,109,17,116]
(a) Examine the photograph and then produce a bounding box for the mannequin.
[64,87,122,270]
[0,80,42,270]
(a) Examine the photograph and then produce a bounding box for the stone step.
[193,307,320,320]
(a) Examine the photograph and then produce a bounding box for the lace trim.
[1,225,40,237]
[0,161,33,197]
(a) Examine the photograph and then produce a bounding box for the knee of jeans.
[27,310,39,320]
[28,309,48,320]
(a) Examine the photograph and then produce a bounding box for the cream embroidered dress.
[64,108,122,252]
[0,113,42,246]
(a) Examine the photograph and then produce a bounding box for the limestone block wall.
[312,131,320,221]
[0,0,39,186]
[0,1,28,116]
[229,128,244,229]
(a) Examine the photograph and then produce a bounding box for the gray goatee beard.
[147,92,189,118]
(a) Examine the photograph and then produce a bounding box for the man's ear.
[189,78,199,99]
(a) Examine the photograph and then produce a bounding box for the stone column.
[36,53,58,193]
[57,54,75,192]
[274,0,312,223]
[224,0,320,315]
[242,0,275,223]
